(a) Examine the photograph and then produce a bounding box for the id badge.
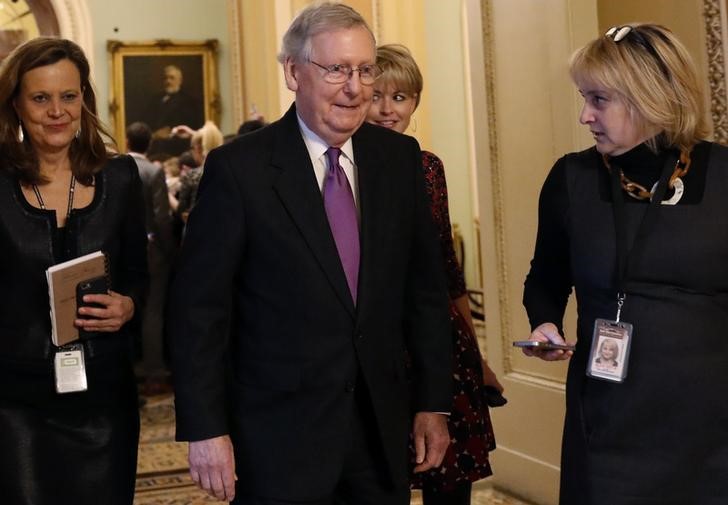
[54,343,88,394]
[587,318,632,383]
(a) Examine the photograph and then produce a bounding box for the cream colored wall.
[235,0,284,122]
[85,0,233,138]
[420,0,477,287]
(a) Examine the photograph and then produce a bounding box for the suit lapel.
[271,106,356,317]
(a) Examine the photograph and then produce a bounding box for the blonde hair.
[570,23,709,152]
[375,44,423,108]
[191,120,223,156]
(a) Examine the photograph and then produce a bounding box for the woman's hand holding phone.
[516,322,575,361]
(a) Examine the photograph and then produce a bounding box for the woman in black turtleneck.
[522,24,728,505]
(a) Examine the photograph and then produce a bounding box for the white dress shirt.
[296,114,359,210]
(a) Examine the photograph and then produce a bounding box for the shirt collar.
[296,114,355,164]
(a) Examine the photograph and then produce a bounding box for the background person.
[173,120,223,224]
[0,37,147,505]
[126,121,175,394]
[521,23,728,504]
[366,43,499,505]
[169,3,452,503]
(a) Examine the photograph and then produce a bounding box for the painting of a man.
[147,65,203,137]
[124,55,206,156]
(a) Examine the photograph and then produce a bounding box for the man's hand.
[188,435,237,502]
[412,412,450,473]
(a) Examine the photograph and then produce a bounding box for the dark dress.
[0,156,148,505]
[411,151,495,492]
[524,141,728,505]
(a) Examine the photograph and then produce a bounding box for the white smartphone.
[512,340,575,351]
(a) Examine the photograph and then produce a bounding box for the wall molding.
[704,0,728,143]
[50,0,94,68]
[227,0,246,130]
[479,0,515,372]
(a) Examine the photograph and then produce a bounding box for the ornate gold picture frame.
[107,39,219,155]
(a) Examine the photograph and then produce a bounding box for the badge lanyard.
[609,153,675,306]
[586,152,676,383]
[34,176,88,394]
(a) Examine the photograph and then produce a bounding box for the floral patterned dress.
[410,151,496,492]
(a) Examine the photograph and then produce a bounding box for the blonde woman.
[522,24,725,504]
[367,44,500,505]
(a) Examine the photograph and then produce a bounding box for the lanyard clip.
[615,292,626,323]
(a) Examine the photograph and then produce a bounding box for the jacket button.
[345,381,356,393]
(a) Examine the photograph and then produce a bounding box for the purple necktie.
[324,147,360,302]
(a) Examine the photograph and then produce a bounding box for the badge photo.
[587,318,632,383]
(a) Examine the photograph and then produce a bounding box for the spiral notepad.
[46,251,109,346]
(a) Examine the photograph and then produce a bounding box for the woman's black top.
[523,140,710,332]
[0,154,148,371]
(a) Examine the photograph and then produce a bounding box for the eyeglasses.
[309,60,382,85]
[605,25,670,77]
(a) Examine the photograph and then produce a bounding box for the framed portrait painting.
[107,39,220,156]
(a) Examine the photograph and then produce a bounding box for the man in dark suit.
[169,3,452,504]
[126,122,175,390]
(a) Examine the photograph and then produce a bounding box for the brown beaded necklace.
[601,150,691,201]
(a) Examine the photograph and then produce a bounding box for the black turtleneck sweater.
[522,141,710,332]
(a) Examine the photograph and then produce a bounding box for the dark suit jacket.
[169,104,452,500]
[130,153,175,260]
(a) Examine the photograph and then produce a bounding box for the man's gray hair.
[277,2,375,64]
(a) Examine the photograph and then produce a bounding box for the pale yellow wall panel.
[240,0,283,122]
[491,0,583,381]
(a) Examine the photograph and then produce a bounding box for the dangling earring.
[410,117,418,133]
[75,126,81,139]
[18,121,24,143]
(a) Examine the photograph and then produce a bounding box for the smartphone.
[483,385,508,407]
[76,276,108,338]
[512,340,575,351]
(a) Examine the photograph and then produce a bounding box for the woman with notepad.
[0,38,147,504]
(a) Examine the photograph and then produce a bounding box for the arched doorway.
[0,0,59,59]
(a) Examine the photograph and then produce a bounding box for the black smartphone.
[76,276,108,338]
[512,340,575,351]
[483,385,508,407]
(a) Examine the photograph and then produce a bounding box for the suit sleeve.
[403,141,453,413]
[150,167,175,258]
[168,148,245,441]
[117,157,150,315]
